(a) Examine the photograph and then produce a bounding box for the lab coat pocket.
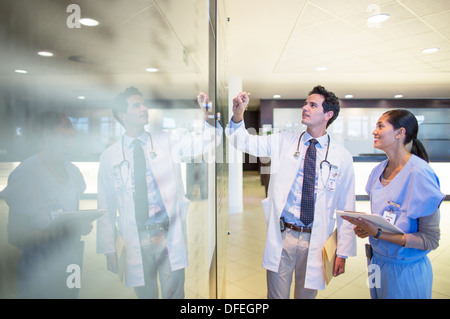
[111,176,123,190]
[111,164,133,192]
[261,198,272,225]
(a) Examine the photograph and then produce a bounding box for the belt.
[137,220,169,232]
[284,222,312,233]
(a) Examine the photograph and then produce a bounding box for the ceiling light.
[345,94,354,99]
[394,94,403,99]
[273,94,281,99]
[14,69,28,74]
[315,66,327,72]
[80,18,99,26]
[78,96,86,100]
[38,51,54,57]
[145,67,159,73]
[367,13,390,24]
[422,47,439,54]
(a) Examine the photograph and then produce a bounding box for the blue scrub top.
[366,155,445,260]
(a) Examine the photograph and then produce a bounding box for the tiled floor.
[1,171,449,299]
[224,171,450,299]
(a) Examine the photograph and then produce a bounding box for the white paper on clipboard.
[336,211,404,234]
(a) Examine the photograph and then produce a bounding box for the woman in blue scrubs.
[1,111,91,298]
[343,109,444,299]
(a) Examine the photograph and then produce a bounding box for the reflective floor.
[225,172,450,299]
[1,171,449,299]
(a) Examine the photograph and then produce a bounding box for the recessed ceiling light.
[14,69,28,74]
[422,47,439,54]
[315,66,327,71]
[345,94,354,99]
[145,67,159,73]
[367,13,390,24]
[273,94,281,99]
[78,96,86,100]
[80,18,99,26]
[394,94,404,99]
[38,51,53,57]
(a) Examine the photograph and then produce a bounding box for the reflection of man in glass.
[96,87,218,298]
[1,111,91,298]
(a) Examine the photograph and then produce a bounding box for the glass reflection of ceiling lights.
[37,51,54,57]
[80,18,99,26]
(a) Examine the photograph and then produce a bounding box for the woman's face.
[44,116,75,155]
[372,114,400,151]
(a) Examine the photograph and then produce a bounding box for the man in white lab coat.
[226,85,356,298]
[96,88,218,298]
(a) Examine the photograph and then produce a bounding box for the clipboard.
[322,229,337,285]
[337,210,404,234]
[44,209,106,230]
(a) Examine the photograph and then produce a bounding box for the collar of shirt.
[122,132,149,150]
[301,131,329,149]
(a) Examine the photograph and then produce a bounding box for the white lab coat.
[97,124,221,288]
[226,124,357,290]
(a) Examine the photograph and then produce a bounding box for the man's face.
[120,95,148,128]
[301,93,332,129]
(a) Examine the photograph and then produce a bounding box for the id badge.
[326,165,339,191]
[383,210,396,225]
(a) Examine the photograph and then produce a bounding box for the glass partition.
[0,0,223,299]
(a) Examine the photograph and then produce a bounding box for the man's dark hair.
[309,85,340,128]
[112,86,143,126]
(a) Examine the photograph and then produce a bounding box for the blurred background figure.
[0,111,92,299]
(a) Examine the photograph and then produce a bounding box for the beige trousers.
[266,228,318,299]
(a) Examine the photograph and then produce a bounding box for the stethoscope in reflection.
[119,132,157,186]
[294,131,333,187]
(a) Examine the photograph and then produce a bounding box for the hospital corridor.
[1,171,449,299]
[1,0,450,301]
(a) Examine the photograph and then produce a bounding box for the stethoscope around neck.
[119,132,157,185]
[294,131,332,186]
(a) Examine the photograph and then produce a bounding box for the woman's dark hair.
[383,109,429,163]
[309,85,340,128]
[34,110,71,138]
[27,110,72,155]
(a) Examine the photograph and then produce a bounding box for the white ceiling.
[226,0,450,106]
[0,0,449,108]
